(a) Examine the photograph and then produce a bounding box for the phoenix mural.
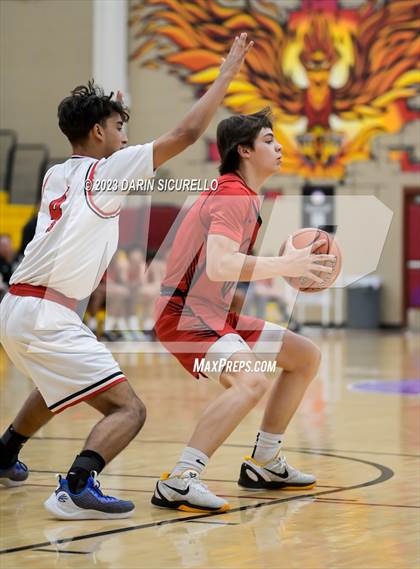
[130,0,420,178]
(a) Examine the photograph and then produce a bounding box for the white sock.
[105,315,117,330]
[252,430,284,464]
[143,317,155,330]
[171,446,209,477]
[116,317,128,331]
[128,315,140,331]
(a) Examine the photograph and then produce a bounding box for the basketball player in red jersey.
[152,109,335,512]
[0,34,253,519]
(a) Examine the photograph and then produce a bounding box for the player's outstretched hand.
[220,33,253,79]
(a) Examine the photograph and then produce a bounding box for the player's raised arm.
[152,33,253,169]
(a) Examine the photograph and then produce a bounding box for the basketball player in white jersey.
[0,34,253,520]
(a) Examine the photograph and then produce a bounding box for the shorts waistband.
[9,283,78,311]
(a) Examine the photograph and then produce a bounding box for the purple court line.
[348,379,420,395]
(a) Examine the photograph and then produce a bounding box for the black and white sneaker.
[151,469,230,513]
[238,455,316,490]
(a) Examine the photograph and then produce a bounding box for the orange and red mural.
[130,0,419,179]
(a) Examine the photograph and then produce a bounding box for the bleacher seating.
[45,157,68,171]
[0,191,35,250]
[9,143,49,205]
[0,129,17,192]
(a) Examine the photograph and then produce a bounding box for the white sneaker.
[238,454,316,490]
[130,330,148,341]
[120,330,147,341]
[151,469,230,513]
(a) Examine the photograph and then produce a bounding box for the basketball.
[279,228,342,293]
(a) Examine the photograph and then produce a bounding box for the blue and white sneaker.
[44,472,135,520]
[0,460,29,487]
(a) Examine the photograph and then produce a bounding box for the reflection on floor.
[1,329,419,569]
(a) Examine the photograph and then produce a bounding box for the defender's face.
[249,128,282,175]
[102,113,128,157]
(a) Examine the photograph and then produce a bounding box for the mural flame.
[131,0,420,178]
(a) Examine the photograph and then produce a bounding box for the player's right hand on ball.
[281,236,336,284]
[220,33,253,79]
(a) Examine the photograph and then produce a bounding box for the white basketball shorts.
[0,293,125,413]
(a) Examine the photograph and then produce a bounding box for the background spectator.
[247,279,299,331]
[126,245,168,334]
[0,234,18,300]
[16,202,40,262]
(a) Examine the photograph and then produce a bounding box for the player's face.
[250,128,282,175]
[102,113,128,157]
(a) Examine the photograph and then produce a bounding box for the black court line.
[222,494,284,501]
[314,499,420,509]
[24,471,342,490]
[284,446,419,459]
[12,483,339,504]
[34,548,91,555]
[0,450,394,556]
[30,436,420,458]
[16,484,304,502]
[186,520,239,525]
[311,496,358,501]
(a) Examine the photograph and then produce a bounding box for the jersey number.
[46,189,68,232]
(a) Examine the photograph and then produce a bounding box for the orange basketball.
[279,228,342,293]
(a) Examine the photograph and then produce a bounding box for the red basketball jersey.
[159,173,262,330]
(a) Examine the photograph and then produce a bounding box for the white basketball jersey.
[10,143,154,299]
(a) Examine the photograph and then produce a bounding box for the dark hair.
[216,108,273,175]
[58,80,129,143]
